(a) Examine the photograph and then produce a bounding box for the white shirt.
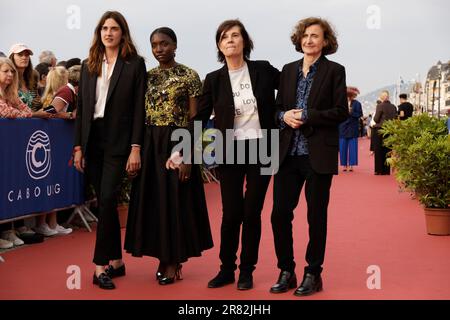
[93,56,116,120]
[229,62,262,140]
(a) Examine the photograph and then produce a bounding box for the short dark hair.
[66,58,81,70]
[35,62,51,80]
[399,93,407,99]
[56,60,67,68]
[150,27,177,44]
[291,17,338,55]
[215,19,253,63]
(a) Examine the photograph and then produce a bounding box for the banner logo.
[26,130,51,180]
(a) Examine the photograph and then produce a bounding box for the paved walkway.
[1,138,449,300]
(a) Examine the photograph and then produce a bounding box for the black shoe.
[18,232,44,244]
[237,274,253,290]
[105,264,126,278]
[270,271,297,293]
[158,264,182,285]
[294,273,323,296]
[207,271,235,288]
[93,272,115,290]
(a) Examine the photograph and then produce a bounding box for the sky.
[1,0,449,95]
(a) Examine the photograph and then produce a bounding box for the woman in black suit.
[73,11,146,290]
[181,19,279,290]
[269,17,348,297]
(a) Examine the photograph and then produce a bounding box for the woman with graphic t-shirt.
[169,19,280,290]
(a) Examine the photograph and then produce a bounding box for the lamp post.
[432,80,436,117]
[437,66,441,119]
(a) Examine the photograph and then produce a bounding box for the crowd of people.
[0,46,81,249]
[1,10,418,296]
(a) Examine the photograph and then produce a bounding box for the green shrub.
[380,114,449,208]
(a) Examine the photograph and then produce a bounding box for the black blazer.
[192,60,280,159]
[74,55,146,156]
[276,56,348,174]
[373,101,397,128]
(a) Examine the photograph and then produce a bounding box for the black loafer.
[208,271,235,288]
[237,274,253,290]
[270,271,297,293]
[105,264,126,278]
[294,273,322,296]
[93,272,115,290]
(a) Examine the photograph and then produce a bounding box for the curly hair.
[291,17,338,55]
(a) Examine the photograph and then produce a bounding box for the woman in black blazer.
[73,11,146,290]
[185,19,279,290]
[269,17,348,297]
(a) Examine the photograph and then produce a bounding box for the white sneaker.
[34,223,58,237]
[1,230,24,246]
[54,224,72,235]
[0,238,13,249]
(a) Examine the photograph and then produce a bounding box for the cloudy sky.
[1,0,448,94]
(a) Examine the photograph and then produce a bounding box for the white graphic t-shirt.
[229,63,262,140]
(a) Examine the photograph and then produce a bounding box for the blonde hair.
[41,66,68,107]
[379,90,390,102]
[0,57,21,105]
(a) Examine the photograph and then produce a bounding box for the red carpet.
[1,138,449,300]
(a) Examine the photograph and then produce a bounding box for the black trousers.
[372,128,391,174]
[217,162,271,275]
[86,119,127,266]
[271,155,333,276]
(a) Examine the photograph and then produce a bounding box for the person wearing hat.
[8,43,42,111]
[338,86,363,172]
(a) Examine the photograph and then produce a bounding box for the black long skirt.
[124,126,213,263]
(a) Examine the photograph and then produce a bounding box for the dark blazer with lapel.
[276,56,348,174]
[74,55,146,156]
[193,60,280,158]
[373,101,397,128]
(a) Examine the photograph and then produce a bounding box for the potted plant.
[381,114,450,235]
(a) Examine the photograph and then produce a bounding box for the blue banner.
[0,119,84,220]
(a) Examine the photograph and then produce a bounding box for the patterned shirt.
[278,60,319,155]
[145,64,202,128]
[19,88,42,112]
[0,98,32,118]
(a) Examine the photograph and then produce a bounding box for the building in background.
[424,60,450,117]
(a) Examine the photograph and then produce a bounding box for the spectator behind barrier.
[35,62,51,96]
[39,50,57,67]
[8,43,42,111]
